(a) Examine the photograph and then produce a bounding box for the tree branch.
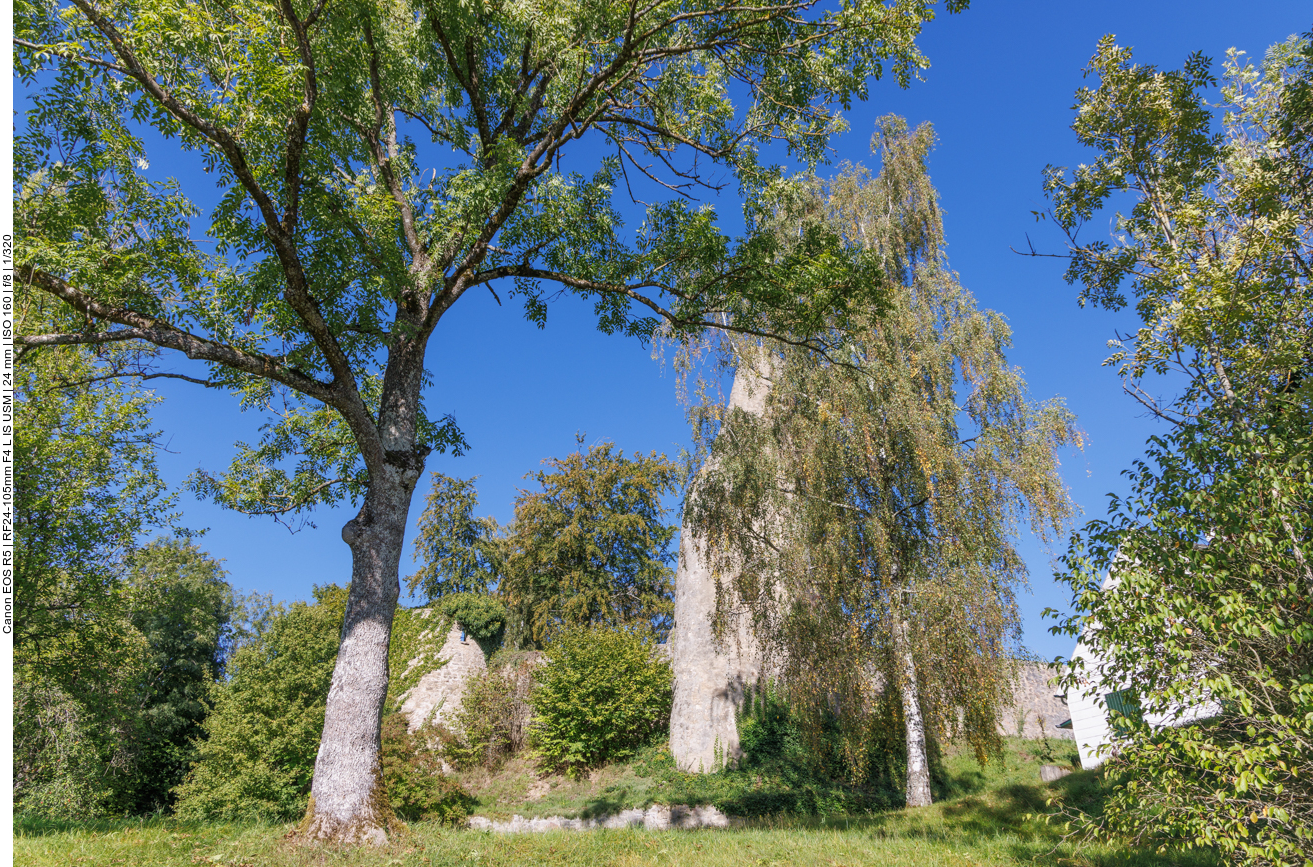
[13,37,128,73]
[19,267,337,404]
[65,0,365,403]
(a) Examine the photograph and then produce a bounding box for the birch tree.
[14,0,967,842]
[686,118,1079,806]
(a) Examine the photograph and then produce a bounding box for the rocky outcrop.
[396,615,488,731]
[467,804,731,832]
[1039,764,1073,782]
[668,352,775,772]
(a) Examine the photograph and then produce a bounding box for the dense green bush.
[437,592,506,642]
[531,626,672,775]
[444,653,535,770]
[379,713,473,824]
[738,685,802,768]
[172,587,346,821]
[733,682,911,805]
[14,538,236,820]
[12,678,135,819]
[173,591,463,821]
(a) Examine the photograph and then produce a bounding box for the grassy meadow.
[14,738,1220,867]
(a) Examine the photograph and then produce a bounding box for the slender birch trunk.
[892,613,933,808]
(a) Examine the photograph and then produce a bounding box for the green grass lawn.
[13,739,1221,867]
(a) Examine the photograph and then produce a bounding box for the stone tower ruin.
[667,351,774,772]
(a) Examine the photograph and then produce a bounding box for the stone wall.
[1001,662,1073,740]
[396,614,488,731]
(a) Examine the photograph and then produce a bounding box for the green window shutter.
[1104,689,1142,720]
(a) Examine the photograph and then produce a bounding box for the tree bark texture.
[669,350,774,772]
[301,462,422,844]
[893,614,933,808]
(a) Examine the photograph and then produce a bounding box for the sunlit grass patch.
[15,739,1222,866]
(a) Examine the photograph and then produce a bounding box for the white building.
[1062,570,1221,770]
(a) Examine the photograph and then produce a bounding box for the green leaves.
[123,539,236,814]
[1046,34,1313,866]
[1053,414,1313,865]
[1041,35,1313,423]
[16,0,968,532]
[531,624,673,776]
[379,712,473,823]
[408,473,503,599]
[436,592,507,641]
[500,441,679,648]
[14,345,177,687]
[173,588,347,821]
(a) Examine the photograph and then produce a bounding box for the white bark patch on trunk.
[893,616,932,808]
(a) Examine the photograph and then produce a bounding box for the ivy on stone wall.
[385,607,456,713]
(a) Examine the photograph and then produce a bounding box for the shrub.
[738,684,801,768]
[13,679,127,819]
[437,592,506,642]
[531,625,672,775]
[172,587,345,821]
[379,713,472,824]
[444,653,535,770]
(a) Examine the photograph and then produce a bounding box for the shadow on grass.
[13,813,277,839]
[580,785,637,819]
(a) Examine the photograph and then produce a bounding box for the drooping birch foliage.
[684,118,1080,790]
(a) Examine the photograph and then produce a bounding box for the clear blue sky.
[118,1,1308,661]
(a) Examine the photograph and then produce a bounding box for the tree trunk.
[300,462,420,845]
[892,614,933,808]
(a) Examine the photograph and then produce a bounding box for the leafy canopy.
[501,440,679,648]
[408,473,503,600]
[1052,413,1313,865]
[15,0,968,523]
[124,539,237,814]
[15,344,176,691]
[1041,34,1312,423]
[1043,34,1313,866]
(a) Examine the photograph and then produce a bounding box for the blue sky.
[115,1,1308,661]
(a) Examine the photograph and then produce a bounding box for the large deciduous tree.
[686,118,1078,806]
[15,0,967,841]
[124,538,236,814]
[500,440,679,647]
[1041,35,1313,865]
